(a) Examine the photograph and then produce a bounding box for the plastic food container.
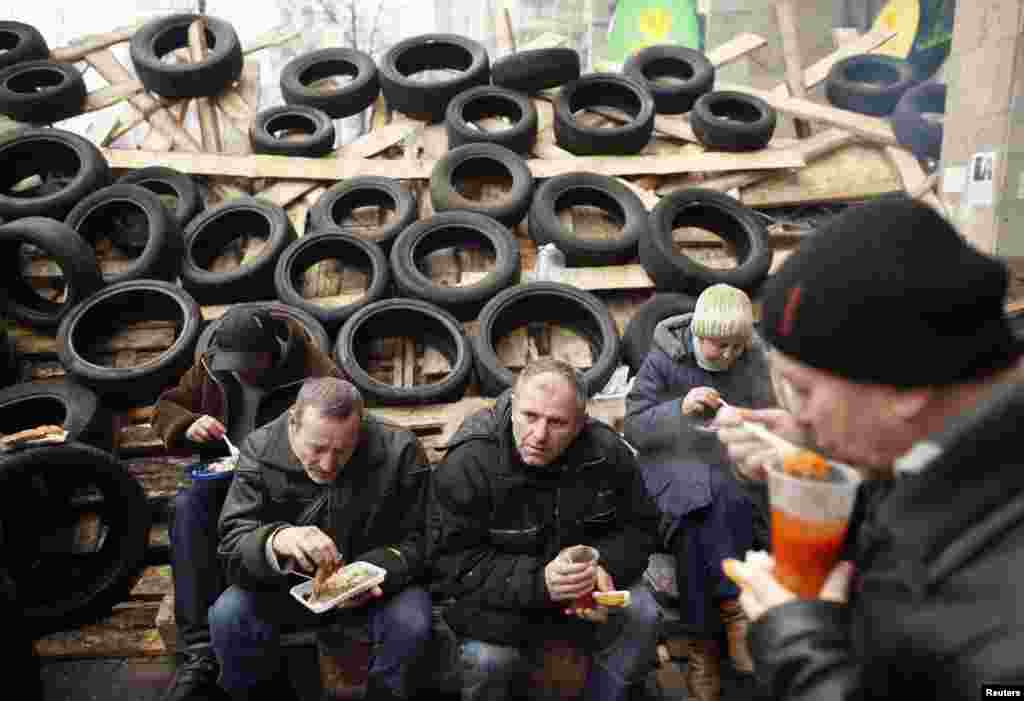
[186,456,238,481]
[289,561,387,614]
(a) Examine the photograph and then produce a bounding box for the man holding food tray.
[429,358,662,701]
[210,377,432,701]
[714,198,1024,700]
[152,308,344,701]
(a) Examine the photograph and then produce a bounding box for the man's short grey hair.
[291,377,363,425]
[515,358,588,412]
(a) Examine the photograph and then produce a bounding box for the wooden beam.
[101,147,804,180]
[254,122,422,208]
[885,146,950,218]
[188,19,223,154]
[49,22,145,63]
[705,33,769,67]
[658,127,856,196]
[775,0,812,138]
[86,50,201,152]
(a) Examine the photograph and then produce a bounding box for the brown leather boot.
[683,637,721,701]
[719,598,755,674]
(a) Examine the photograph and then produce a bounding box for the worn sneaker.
[163,648,227,701]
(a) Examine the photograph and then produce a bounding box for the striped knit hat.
[691,284,754,340]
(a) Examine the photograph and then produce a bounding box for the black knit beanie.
[761,197,1022,387]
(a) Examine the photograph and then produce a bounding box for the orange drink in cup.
[766,459,861,598]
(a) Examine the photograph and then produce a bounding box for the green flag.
[599,0,701,71]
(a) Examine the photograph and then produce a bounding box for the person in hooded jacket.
[211,377,431,701]
[624,284,776,701]
[152,307,344,701]
[429,358,662,701]
[717,197,1024,701]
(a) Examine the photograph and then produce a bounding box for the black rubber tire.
[249,104,336,157]
[274,231,391,333]
[640,188,771,296]
[445,85,539,154]
[554,73,655,156]
[379,33,490,123]
[0,60,86,124]
[891,81,945,163]
[115,166,203,245]
[0,324,17,389]
[528,172,648,266]
[430,143,534,229]
[56,280,202,410]
[0,217,104,330]
[825,54,918,117]
[180,197,297,305]
[389,211,521,321]
[690,91,777,152]
[280,48,380,119]
[64,184,184,284]
[474,282,621,397]
[334,298,474,405]
[306,177,418,253]
[491,48,581,93]
[623,45,715,115]
[129,13,243,99]
[194,301,330,364]
[621,293,696,374]
[0,442,149,636]
[0,21,50,71]
[0,127,111,221]
[0,379,111,451]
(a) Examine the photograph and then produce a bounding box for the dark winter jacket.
[428,390,661,646]
[218,411,430,598]
[152,318,343,459]
[624,314,775,544]
[749,380,1024,701]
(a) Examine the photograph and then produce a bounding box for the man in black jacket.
[429,358,662,701]
[209,377,431,701]
[715,197,1024,700]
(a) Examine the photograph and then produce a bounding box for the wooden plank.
[885,146,949,217]
[81,79,146,113]
[188,19,223,154]
[705,33,769,68]
[658,127,857,197]
[101,148,805,181]
[742,141,902,207]
[255,122,421,209]
[49,22,145,63]
[238,59,261,112]
[775,0,812,138]
[718,82,899,146]
[86,50,201,153]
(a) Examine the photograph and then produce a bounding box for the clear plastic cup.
[766,461,861,598]
[563,545,600,610]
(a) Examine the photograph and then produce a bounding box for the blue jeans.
[209,583,432,698]
[170,477,232,650]
[672,465,763,635]
[459,584,660,701]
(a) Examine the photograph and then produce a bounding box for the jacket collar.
[867,381,1024,569]
[491,390,608,479]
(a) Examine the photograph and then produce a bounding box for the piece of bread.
[592,590,631,608]
[0,424,67,449]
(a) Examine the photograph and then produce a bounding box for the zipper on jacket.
[554,486,562,552]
